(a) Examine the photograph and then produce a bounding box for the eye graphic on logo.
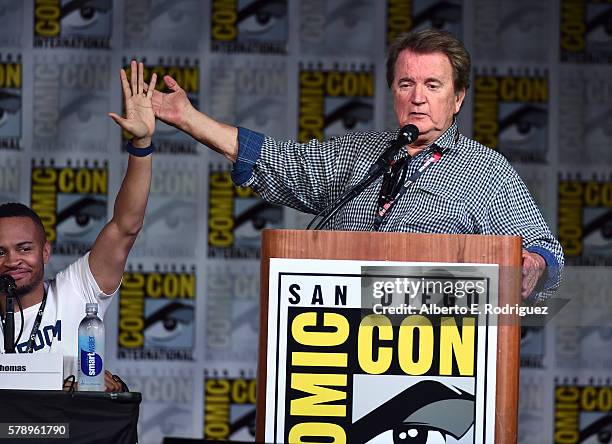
[327,0,370,29]
[144,302,194,343]
[500,6,544,33]
[586,8,612,44]
[324,100,373,131]
[498,105,547,145]
[56,197,106,239]
[582,209,612,251]
[0,91,21,128]
[150,0,196,26]
[60,94,105,127]
[579,415,612,443]
[412,2,461,32]
[237,0,287,35]
[236,98,285,132]
[229,408,256,439]
[141,407,192,436]
[235,201,282,231]
[352,380,475,444]
[143,200,196,234]
[590,109,612,138]
[60,0,111,31]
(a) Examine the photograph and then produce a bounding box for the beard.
[14,268,44,298]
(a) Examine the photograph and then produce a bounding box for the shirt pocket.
[399,184,474,234]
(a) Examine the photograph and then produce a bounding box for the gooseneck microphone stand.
[1,275,17,353]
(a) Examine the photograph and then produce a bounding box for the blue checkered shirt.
[232,122,563,300]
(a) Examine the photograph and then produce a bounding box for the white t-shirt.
[0,253,116,378]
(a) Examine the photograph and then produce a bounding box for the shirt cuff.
[526,245,560,291]
[231,127,265,186]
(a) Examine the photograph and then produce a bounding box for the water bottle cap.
[85,303,98,314]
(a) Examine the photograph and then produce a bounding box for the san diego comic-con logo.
[32,54,111,153]
[123,0,203,51]
[298,63,374,143]
[122,57,199,155]
[205,264,260,362]
[132,161,199,259]
[208,165,283,259]
[118,264,196,361]
[0,156,19,203]
[210,59,287,139]
[0,54,22,150]
[298,0,376,56]
[560,0,612,63]
[118,367,195,441]
[30,159,108,256]
[211,0,288,54]
[204,370,257,441]
[554,378,612,444]
[33,0,112,49]
[473,68,549,163]
[386,0,462,46]
[558,173,612,266]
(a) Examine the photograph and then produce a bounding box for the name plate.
[0,354,63,390]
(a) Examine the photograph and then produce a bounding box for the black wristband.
[126,140,154,157]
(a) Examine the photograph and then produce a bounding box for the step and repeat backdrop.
[1,0,611,443]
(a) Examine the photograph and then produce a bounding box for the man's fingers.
[164,74,180,91]
[130,60,137,95]
[146,73,157,98]
[137,61,144,95]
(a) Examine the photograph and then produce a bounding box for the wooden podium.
[257,229,521,444]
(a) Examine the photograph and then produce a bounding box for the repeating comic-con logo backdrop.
[298,62,375,142]
[117,264,197,361]
[0,54,21,150]
[33,0,112,49]
[0,1,610,443]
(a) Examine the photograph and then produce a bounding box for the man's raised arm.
[88,61,157,294]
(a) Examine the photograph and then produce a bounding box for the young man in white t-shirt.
[0,61,158,391]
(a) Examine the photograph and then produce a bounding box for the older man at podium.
[144,29,562,301]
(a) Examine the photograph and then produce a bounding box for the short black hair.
[0,202,47,240]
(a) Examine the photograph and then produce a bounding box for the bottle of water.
[77,303,105,391]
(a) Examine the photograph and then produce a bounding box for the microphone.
[366,124,419,177]
[1,274,16,353]
[0,274,16,293]
[309,124,420,230]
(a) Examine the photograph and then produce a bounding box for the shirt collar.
[391,120,459,160]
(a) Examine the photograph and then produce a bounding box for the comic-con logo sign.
[33,0,112,49]
[122,58,199,155]
[0,55,22,150]
[118,266,196,361]
[123,0,203,51]
[30,159,107,255]
[32,55,110,153]
[211,0,288,54]
[0,157,19,202]
[560,0,612,63]
[298,64,374,143]
[204,372,256,441]
[283,308,478,443]
[473,69,549,163]
[208,166,283,259]
[558,174,612,265]
[554,379,612,444]
[386,0,462,46]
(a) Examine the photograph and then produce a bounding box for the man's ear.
[454,88,466,114]
[43,241,51,265]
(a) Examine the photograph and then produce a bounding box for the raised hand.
[145,74,194,131]
[108,60,157,146]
